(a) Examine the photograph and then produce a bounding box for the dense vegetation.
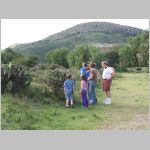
[10,22,143,62]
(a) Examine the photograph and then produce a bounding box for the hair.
[66,74,72,79]
[89,62,96,68]
[82,62,87,67]
[81,75,86,81]
[102,61,108,66]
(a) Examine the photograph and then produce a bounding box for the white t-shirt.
[102,67,114,79]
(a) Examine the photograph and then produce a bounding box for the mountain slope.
[11,22,143,61]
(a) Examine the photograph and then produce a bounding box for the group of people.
[63,61,115,108]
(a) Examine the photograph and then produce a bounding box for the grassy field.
[1,72,149,130]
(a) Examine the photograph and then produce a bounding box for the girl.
[80,75,89,108]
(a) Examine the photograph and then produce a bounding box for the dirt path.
[101,112,149,130]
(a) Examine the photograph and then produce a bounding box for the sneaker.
[108,98,112,104]
[105,99,111,105]
[89,100,93,104]
[65,106,69,108]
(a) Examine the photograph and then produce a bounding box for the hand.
[108,77,112,80]
[79,92,82,96]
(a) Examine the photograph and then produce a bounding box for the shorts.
[103,79,112,92]
[65,93,73,100]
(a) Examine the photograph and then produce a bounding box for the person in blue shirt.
[64,74,75,108]
[80,62,87,76]
[80,62,90,79]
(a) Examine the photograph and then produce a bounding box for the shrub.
[1,64,32,94]
[46,68,67,99]
[46,48,69,68]
[48,64,65,70]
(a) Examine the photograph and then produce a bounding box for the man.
[88,62,98,104]
[101,61,115,104]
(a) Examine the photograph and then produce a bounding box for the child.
[64,74,75,108]
[80,75,89,108]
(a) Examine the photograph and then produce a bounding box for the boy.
[64,74,75,108]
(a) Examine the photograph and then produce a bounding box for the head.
[66,74,72,79]
[101,61,108,69]
[82,62,87,67]
[89,62,96,69]
[81,75,86,81]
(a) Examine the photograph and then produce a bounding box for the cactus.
[1,64,32,94]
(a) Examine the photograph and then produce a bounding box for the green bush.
[1,64,32,94]
[46,48,69,68]
[45,67,68,100]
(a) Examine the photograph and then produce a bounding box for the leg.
[66,99,69,107]
[105,91,108,98]
[70,99,73,105]
[90,81,97,104]
[70,99,74,108]
[82,90,88,107]
[104,91,112,104]
[88,81,92,101]
[92,82,97,104]
[107,91,111,98]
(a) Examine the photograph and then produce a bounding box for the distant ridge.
[11,22,143,61]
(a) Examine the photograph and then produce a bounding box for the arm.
[110,71,115,79]
[63,83,66,93]
[88,72,93,80]
[73,80,75,92]
[80,81,83,92]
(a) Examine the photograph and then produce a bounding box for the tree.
[1,48,23,64]
[46,48,69,68]
[67,44,103,69]
[118,45,133,67]
[73,45,91,68]
[104,50,119,68]
[22,56,39,67]
[67,51,76,68]
[89,47,103,69]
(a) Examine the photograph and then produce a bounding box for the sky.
[1,19,149,50]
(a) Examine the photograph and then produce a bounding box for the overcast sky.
[1,19,149,50]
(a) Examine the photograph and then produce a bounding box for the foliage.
[21,56,39,67]
[103,50,119,69]
[1,48,24,64]
[67,44,103,69]
[1,64,32,94]
[118,31,149,68]
[1,48,39,68]
[46,48,70,68]
[45,66,68,99]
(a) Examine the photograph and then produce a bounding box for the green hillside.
[11,22,143,61]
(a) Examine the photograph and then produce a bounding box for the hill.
[10,22,143,61]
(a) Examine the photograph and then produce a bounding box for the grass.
[1,72,149,130]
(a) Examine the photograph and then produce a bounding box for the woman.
[87,62,98,105]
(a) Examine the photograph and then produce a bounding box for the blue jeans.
[88,80,97,104]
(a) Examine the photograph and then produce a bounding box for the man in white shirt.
[101,61,115,104]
